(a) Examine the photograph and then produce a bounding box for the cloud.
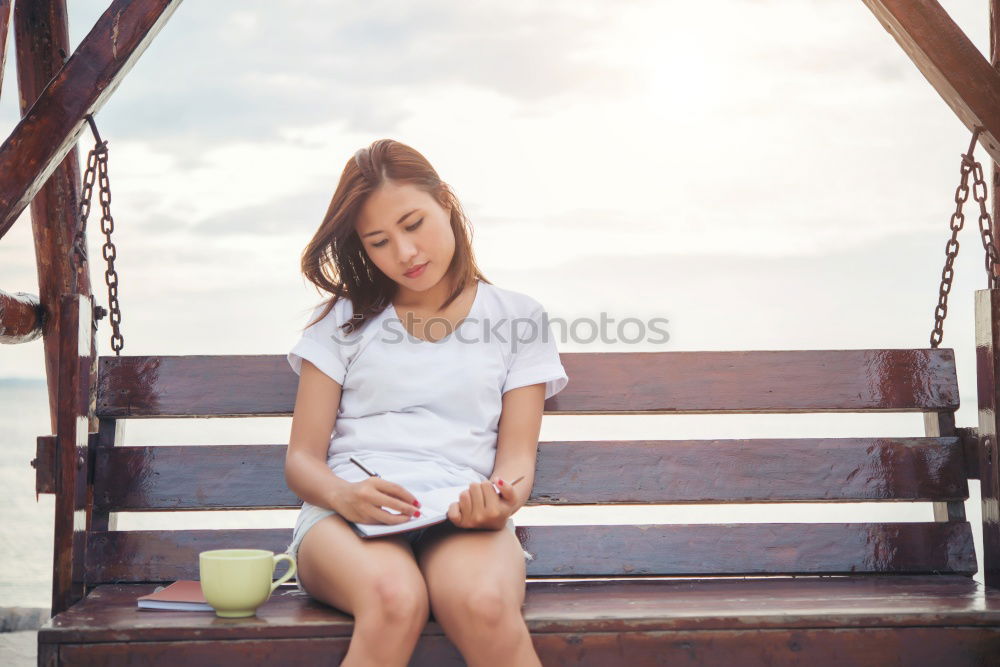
[197,189,331,236]
[14,0,639,153]
[1,0,992,382]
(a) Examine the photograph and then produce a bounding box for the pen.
[350,456,525,496]
[349,455,380,478]
[494,475,525,494]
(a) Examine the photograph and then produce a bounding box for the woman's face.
[354,180,455,292]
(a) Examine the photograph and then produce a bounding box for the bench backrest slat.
[93,437,968,512]
[83,522,976,584]
[96,349,959,417]
[88,349,972,584]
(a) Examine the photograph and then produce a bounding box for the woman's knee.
[358,571,430,626]
[296,515,428,622]
[438,581,518,628]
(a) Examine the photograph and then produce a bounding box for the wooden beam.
[991,0,1000,286]
[860,0,1000,164]
[0,0,184,240]
[0,288,45,342]
[51,293,93,615]
[13,0,87,434]
[974,288,1000,591]
[924,411,967,522]
[0,1,11,99]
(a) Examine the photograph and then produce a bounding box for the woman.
[283,138,568,666]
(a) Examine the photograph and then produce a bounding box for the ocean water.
[2,379,58,609]
[0,379,986,610]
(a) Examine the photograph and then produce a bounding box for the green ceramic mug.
[199,549,297,618]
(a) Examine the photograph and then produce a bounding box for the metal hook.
[84,114,105,148]
[966,126,983,158]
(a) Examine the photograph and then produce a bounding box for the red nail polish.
[414,511,421,517]
[498,480,504,486]
[413,500,420,507]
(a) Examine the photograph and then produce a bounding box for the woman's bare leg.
[297,514,430,667]
[414,524,540,667]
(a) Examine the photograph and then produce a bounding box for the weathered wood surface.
[43,628,1000,667]
[95,349,960,417]
[39,340,996,659]
[975,288,1000,590]
[41,576,1000,641]
[957,426,981,479]
[992,0,1000,270]
[0,0,183,240]
[0,288,43,342]
[860,0,1000,164]
[50,295,92,615]
[83,429,970,510]
[0,1,10,99]
[90,437,969,511]
[13,0,89,434]
[82,522,975,583]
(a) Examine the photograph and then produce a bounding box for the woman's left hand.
[447,475,517,530]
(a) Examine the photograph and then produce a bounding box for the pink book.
[136,580,213,611]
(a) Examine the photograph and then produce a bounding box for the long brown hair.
[300,139,489,334]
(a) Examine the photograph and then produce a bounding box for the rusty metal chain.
[72,115,124,355]
[930,127,1000,348]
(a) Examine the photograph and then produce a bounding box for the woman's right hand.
[332,477,422,525]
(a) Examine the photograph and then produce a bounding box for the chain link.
[72,115,124,355]
[930,127,1000,348]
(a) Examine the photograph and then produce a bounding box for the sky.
[0,0,997,588]
[1,0,994,380]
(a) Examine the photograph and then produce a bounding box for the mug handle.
[270,553,297,594]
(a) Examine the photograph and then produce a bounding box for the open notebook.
[349,482,500,538]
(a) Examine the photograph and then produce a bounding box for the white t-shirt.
[287,279,569,494]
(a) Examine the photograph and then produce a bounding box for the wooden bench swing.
[1,0,999,665]
[29,314,1000,665]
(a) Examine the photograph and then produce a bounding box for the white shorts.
[283,502,533,596]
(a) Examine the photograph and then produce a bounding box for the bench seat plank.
[39,575,1000,645]
[46,626,1000,667]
